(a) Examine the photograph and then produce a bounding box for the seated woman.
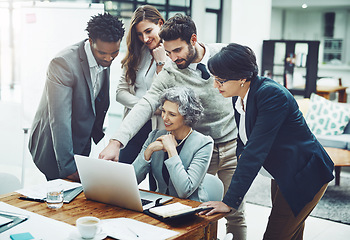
[132,87,214,202]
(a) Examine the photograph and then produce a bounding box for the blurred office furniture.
[324,147,350,186]
[316,77,348,103]
[261,40,320,98]
[297,98,350,186]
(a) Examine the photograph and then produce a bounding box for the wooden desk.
[325,147,350,186]
[316,86,348,103]
[0,191,226,240]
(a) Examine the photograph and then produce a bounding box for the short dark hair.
[86,13,125,43]
[208,43,259,81]
[159,87,203,128]
[159,13,196,44]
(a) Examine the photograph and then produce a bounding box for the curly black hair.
[86,13,125,42]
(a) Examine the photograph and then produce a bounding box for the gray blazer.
[132,129,214,202]
[28,40,110,180]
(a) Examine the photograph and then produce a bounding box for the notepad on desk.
[148,202,212,219]
[16,179,83,203]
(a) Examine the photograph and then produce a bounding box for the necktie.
[197,63,210,80]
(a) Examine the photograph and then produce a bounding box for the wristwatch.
[156,61,165,66]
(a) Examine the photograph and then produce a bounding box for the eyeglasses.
[212,75,241,86]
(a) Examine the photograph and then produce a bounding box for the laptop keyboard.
[141,199,152,206]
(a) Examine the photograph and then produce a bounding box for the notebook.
[74,155,173,212]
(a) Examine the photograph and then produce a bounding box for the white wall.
[18,2,104,129]
[229,0,272,70]
[284,10,322,40]
[193,0,272,70]
[270,8,283,40]
[191,0,207,43]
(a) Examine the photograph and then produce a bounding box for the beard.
[175,44,197,69]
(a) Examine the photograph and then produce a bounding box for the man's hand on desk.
[66,171,80,182]
[98,139,122,161]
[198,201,234,216]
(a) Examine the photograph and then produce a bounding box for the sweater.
[113,43,237,146]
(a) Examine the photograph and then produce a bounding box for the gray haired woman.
[132,87,214,202]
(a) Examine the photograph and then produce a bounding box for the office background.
[0,1,349,239]
[0,0,349,190]
[0,0,349,189]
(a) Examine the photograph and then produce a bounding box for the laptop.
[74,155,173,212]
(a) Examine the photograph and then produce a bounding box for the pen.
[18,197,45,203]
[126,226,139,238]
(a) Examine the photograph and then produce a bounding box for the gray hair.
[159,87,203,127]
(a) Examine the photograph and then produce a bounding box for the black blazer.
[223,76,334,216]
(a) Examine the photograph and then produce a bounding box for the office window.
[102,0,191,20]
[204,12,218,43]
[148,0,166,4]
[204,0,222,42]
[169,0,188,7]
[101,0,222,42]
[205,0,220,9]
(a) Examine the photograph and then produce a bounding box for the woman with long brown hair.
[116,5,167,165]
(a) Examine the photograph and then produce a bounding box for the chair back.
[202,173,224,201]
[0,173,21,195]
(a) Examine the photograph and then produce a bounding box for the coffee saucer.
[68,229,107,240]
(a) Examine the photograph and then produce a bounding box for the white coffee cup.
[76,216,100,239]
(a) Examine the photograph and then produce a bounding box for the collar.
[235,88,250,115]
[188,43,210,71]
[84,40,106,72]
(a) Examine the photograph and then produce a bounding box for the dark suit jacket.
[223,76,334,216]
[28,40,110,180]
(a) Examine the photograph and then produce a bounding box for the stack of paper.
[102,218,179,240]
[16,179,82,203]
[0,202,75,239]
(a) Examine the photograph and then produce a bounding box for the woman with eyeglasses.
[132,87,214,202]
[199,43,334,239]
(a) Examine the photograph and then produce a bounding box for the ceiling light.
[302,4,308,9]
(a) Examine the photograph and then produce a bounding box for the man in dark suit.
[28,13,125,181]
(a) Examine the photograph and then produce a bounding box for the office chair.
[0,172,21,194]
[202,173,224,201]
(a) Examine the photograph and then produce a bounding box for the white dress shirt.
[188,43,210,78]
[235,88,273,179]
[84,40,106,99]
